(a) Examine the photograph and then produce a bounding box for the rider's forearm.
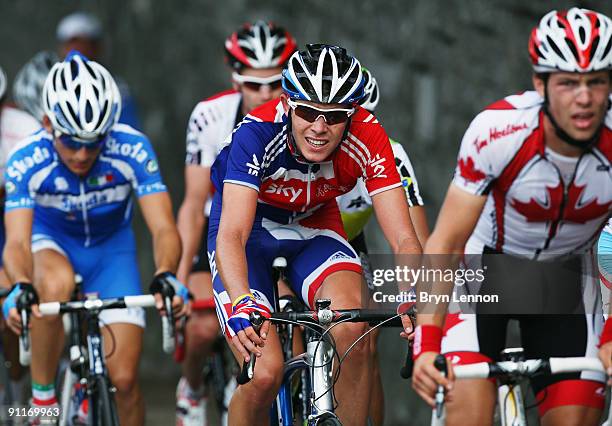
[3,240,33,284]
[416,233,463,328]
[152,226,182,275]
[216,228,251,304]
[176,199,206,282]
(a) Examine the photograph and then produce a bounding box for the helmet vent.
[602,36,612,60]
[547,36,564,59]
[565,38,580,62]
[578,27,587,45]
[85,102,93,122]
[590,36,600,62]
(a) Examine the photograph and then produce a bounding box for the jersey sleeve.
[222,122,267,192]
[4,148,36,211]
[129,136,168,197]
[451,112,500,196]
[362,126,402,196]
[390,140,424,207]
[185,103,221,168]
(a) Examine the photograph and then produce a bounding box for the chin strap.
[540,74,609,151]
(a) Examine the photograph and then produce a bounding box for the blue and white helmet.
[0,66,7,101]
[42,50,120,140]
[359,67,379,112]
[282,44,364,104]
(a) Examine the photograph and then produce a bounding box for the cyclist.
[13,51,60,123]
[1,51,189,426]
[337,66,429,426]
[209,44,422,425]
[56,11,141,129]
[412,7,612,426]
[0,65,40,405]
[175,21,296,425]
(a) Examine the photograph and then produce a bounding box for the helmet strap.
[541,74,607,151]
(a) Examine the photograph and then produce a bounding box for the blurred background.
[2,0,612,424]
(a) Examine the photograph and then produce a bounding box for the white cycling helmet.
[359,67,379,112]
[0,66,7,101]
[13,51,60,122]
[529,8,612,73]
[43,50,120,140]
[282,44,364,104]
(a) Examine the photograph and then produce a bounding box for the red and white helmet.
[529,8,612,73]
[225,21,297,71]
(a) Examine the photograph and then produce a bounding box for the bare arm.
[3,208,34,284]
[138,192,182,275]
[372,186,422,255]
[215,183,258,303]
[409,205,430,247]
[176,165,211,282]
[418,184,487,326]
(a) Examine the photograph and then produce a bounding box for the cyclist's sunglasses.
[54,131,108,151]
[287,99,355,125]
[232,72,283,91]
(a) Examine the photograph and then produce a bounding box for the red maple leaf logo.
[443,313,464,336]
[458,156,486,183]
[564,183,612,224]
[511,182,563,223]
[511,182,610,224]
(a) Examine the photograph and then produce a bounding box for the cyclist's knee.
[187,312,220,349]
[334,322,370,354]
[110,369,139,395]
[35,276,73,302]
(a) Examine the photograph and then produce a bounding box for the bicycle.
[430,348,612,426]
[19,286,177,426]
[238,257,411,425]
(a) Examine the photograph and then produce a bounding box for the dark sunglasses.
[232,72,283,92]
[55,131,107,151]
[287,99,355,125]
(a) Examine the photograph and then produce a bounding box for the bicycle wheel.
[91,376,119,426]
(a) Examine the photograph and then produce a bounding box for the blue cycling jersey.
[4,124,166,247]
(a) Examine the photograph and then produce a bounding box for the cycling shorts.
[191,219,211,273]
[208,204,362,338]
[31,225,145,328]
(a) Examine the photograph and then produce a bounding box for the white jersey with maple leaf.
[452,91,612,260]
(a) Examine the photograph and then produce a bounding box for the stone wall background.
[2,1,611,424]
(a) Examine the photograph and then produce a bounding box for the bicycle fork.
[307,338,337,423]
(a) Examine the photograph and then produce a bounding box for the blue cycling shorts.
[208,202,362,338]
[31,225,145,327]
[598,229,612,289]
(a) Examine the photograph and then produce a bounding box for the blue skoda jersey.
[4,124,166,246]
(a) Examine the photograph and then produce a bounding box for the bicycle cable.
[99,317,117,359]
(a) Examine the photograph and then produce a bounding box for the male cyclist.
[338,67,429,426]
[175,21,296,425]
[0,65,40,405]
[1,52,188,426]
[412,8,612,426]
[209,44,421,425]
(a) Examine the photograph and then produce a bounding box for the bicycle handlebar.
[453,356,604,379]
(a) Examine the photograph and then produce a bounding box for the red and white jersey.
[210,100,401,234]
[0,105,40,186]
[185,90,243,215]
[453,91,612,259]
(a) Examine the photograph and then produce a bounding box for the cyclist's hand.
[411,352,454,407]
[150,272,192,318]
[2,283,39,335]
[599,341,612,385]
[228,294,271,362]
[398,302,416,340]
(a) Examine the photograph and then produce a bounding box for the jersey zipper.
[304,163,312,213]
[536,153,583,258]
[79,180,91,247]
